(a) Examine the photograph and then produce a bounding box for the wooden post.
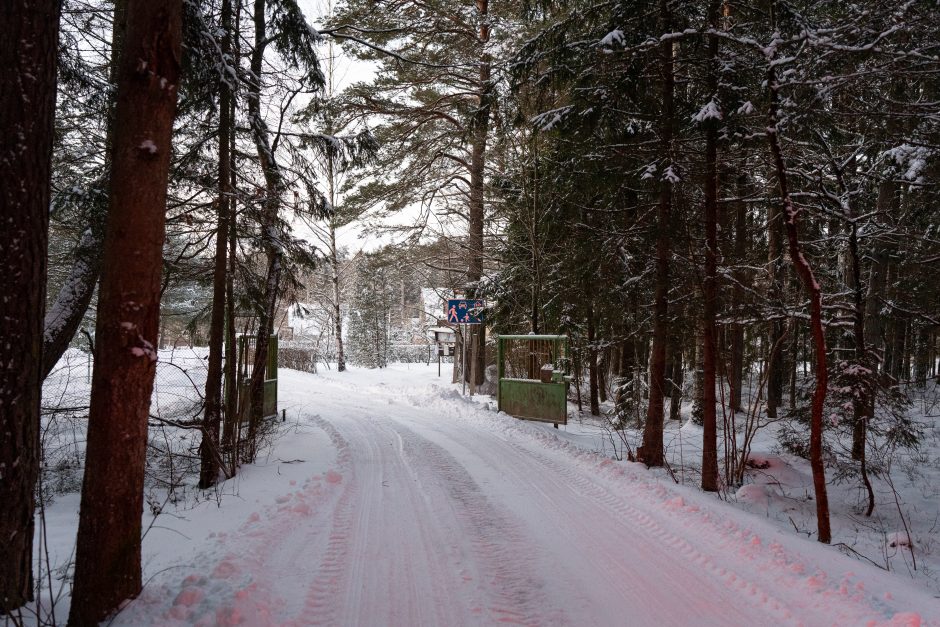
[461,324,467,395]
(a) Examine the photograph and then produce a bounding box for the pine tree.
[68,0,182,620]
[0,0,60,611]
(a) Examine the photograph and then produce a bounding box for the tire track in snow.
[387,408,778,625]
[294,414,358,626]
[297,408,567,626]
[392,389,793,621]
[382,416,569,626]
[490,436,796,624]
[392,385,936,626]
[489,428,913,625]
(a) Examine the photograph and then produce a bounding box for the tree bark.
[328,158,346,372]
[729,175,747,411]
[222,0,241,461]
[700,0,721,492]
[465,0,491,388]
[223,211,239,458]
[41,225,103,381]
[640,0,673,467]
[0,0,60,611]
[690,321,705,425]
[668,350,683,422]
[246,0,285,451]
[848,213,875,514]
[68,0,182,621]
[788,318,798,410]
[766,63,830,544]
[765,201,785,419]
[588,303,600,416]
[40,0,127,382]
[200,0,234,489]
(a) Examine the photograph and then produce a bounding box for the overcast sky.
[290,0,408,259]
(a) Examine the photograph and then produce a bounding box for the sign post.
[446,299,484,395]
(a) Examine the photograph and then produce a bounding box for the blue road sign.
[446,299,484,325]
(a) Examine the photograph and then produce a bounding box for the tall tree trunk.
[68,0,182,621]
[246,0,285,450]
[640,0,673,467]
[729,174,747,411]
[766,196,785,419]
[223,209,238,457]
[222,88,241,464]
[328,158,346,371]
[914,326,929,383]
[222,0,241,461]
[668,350,683,422]
[664,341,675,402]
[766,63,831,544]
[40,0,127,382]
[0,0,60,611]
[466,0,491,388]
[588,303,600,416]
[690,321,705,425]
[848,212,875,515]
[788,318,798,410]
[864,245,888,374]
[200,0,234,489]
[700,0,721,492]
[331,226,346,371]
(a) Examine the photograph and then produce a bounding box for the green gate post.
[231,334,279,423]
[497,336,505,413]
[263,334,278,417]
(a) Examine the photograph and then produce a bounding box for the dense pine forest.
[2,0,939,624]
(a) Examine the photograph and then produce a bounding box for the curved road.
[117,369,938,626]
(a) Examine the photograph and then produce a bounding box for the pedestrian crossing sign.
[446,299,484,325]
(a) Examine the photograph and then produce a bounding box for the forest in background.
[2,0,939,623]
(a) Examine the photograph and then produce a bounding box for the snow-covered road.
[116,367,938,626]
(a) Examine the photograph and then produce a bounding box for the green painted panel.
[263,379,277,416]
[499,379,567,424]
[267,335,278,380]
[231,334,279,421]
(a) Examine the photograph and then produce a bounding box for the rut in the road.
[299,415,358,626]
[387,417,568,626]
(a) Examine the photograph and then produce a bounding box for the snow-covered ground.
[25,362,940,625]
[555,381,940,600]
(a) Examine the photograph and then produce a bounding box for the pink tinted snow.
[109,369,939,627]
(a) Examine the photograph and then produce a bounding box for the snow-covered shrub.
[611,374,640,429]
[280,346,320,373]
[779,361,923,483]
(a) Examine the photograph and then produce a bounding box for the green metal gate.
[496,334,569,425]
[230,333,278,421]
